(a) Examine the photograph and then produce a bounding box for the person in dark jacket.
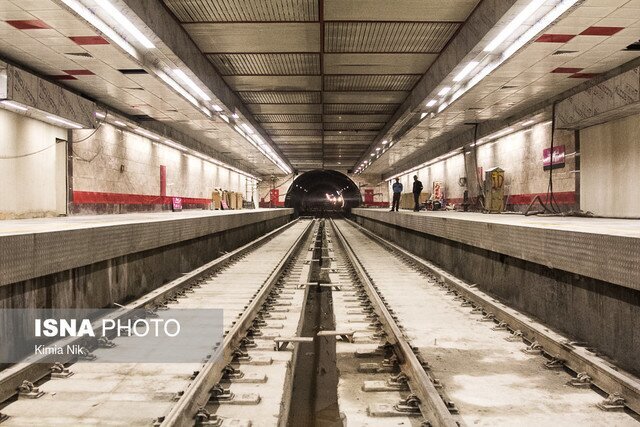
[412,175,423,212]
[390,178,402,212]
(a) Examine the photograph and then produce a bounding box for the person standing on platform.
[412,175,423,212]
[390,178,403,212]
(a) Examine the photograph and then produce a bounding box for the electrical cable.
[0,111,107,160]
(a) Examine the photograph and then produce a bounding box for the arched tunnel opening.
[285,170,362,216]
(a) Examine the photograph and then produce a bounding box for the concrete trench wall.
[353,215,640,377]
[0,215,289,310]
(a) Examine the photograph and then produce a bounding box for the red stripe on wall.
[72,191,210,205]
[447,191,576,206]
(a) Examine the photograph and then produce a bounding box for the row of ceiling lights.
[60,0,291,175]
[95,110,261,181]
[356,0,580,175]
[0,97,259,182]
[0,99,85,129]
[393,117,551,179]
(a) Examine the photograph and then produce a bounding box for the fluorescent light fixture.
[420,112,428,119]
[438,87,451,96]
[520,119,536,127]
[114,120,127,127]
[157,71,200,109]
[382,140,388,145]
[163,139,184,151]
[232,113,239,119]
[426,99,437,107]
[1,100,27,111]
[427,0,577,120]
[60,0,138,57]
[241,123,254,134]
[503,0,578,59]
[95,111,106,119]
[375,147,380,151]
[96,0,155,49]
[212,104,222,112]
[484,0,545,52]
[437,102,448,113]
[134,127,160,141]
[173,69,211,101]
[220,114,229,123]
[453,61,480,82]
[370,153,375,157]
[490,127,514,140]
[200,106,212,117]
[46,115,83,129]
[451,88,465,103]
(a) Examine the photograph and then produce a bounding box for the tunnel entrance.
[284,170,362,216]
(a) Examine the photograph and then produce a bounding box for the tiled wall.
[394,120,577,209]
[581,112,640,217]
[0,108,67,219]
[71,123,257,208]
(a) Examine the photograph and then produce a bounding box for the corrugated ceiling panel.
[324,103,398,114]
[164,0,318,22]
[209,54,320,75]
[256,114,322,123]
[324,122,384,131]
[268,129,323,136]
[239,91,321,104]
[324,74,420,91]
[325,22,460,53]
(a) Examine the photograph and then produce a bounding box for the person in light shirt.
[390,178,403,212]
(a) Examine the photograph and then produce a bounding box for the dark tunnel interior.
[285,170,362,215]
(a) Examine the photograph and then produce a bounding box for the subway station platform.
[0,209,293,288]
[351,208,640,292]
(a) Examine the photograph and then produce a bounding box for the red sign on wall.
[172,197,182,212]
[543,145,566,170]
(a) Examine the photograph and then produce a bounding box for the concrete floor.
[363,208,640,238]
[0,209,283,236]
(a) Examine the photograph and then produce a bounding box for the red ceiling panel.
[552,67,583,73]
[6,20,50,30]
[536,34,576,43]
[63,69,95,75]
[580,26,624,36]
[69,36,109,45]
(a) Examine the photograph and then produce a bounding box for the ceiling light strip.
[484,0,546,52]
[363,0,579,174]
[107,117,258,180]
[59,0,138,58]
[95,0,155,49]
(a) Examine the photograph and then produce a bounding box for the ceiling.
[360,0,640,176]
[163,0,482,171]
[0,0,283,176]
[1,0,639,180]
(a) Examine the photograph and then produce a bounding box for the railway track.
[0,217,638,426]
[0,219,315,426]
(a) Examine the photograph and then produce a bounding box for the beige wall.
[72,123,256,202]
[581,113,640,217]
[394,121,576,206]
[0,109,67,219]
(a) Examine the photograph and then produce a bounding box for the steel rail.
[346,217,640,416]
[330,219,459,427]
[161,219,315,427]
[0,219,300,407]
